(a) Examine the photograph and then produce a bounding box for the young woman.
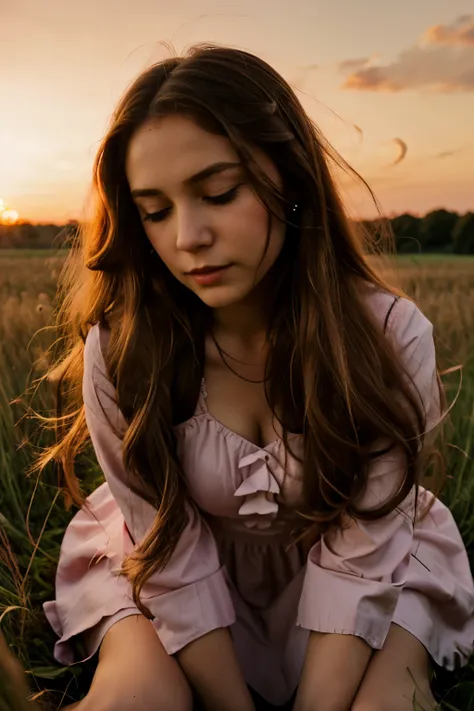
[34,45,473,711]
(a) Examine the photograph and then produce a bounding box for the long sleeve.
[80,323,236,654]
[297,297,442,649]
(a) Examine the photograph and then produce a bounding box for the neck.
[212,281,274,346]
[213,304,266,343]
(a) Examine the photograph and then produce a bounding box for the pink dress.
[44,289,474,706]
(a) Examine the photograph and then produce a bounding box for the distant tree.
[0,223,65,249]
[18,222,40,247]
[0,224,14,248]
[418,209,458,252]
[35,224,61,248]
[62,219,80,246]
[390,213,421,253]
[452,212,474,254]
[356,218,393,254]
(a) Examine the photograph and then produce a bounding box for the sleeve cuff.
[296,561,403,650]
[44,567,236,664]
[146,567,236,655]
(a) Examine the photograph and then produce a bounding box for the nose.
[175,204,214,253]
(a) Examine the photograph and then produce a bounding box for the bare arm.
[177,628,256,711]
[294,631,373,711]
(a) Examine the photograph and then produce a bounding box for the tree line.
[363,209,474,254]
[0,221,77,249]
[1,209,473,254]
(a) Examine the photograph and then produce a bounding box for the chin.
[192,284,251,309]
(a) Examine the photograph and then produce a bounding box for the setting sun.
[0,198,19,225]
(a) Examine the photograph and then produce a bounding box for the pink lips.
[187,265,231,285]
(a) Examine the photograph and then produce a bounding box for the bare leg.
[69,614,193,711]
[351,624,437,711]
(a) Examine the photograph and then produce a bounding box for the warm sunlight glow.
[0,207,19,225]
[0,198,20,224]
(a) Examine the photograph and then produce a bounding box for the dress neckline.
[198,378,284,453]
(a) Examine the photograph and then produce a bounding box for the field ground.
[2,248,474,260]
[0,252,473,709]
[0,248,69,259]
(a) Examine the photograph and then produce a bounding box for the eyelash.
[143,184,242,224]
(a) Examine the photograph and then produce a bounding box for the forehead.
[125,114,238,189]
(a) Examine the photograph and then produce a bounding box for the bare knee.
[84,685,193,711]
[82,614,194,711]
[351,687,437,711]
[352,696,402,711]
[352,698,395,711]
[81,677,193,711]
[351,702,378,711]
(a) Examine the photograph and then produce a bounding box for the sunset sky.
[1,0,473,224]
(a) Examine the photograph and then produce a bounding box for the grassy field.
[0,249,68,259]
[0,250,473,709]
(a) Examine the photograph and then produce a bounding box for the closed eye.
[143,207,171,224]
[143,184,242,223]
[204,184,242,206]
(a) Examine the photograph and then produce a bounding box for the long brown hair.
[31,44,438,616]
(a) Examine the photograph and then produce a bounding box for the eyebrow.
[130,161,242,199]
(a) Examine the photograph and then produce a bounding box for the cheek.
[249,204,286,264]
[146,232,175,268]
[231,196,283,254]
[247,197,271,235]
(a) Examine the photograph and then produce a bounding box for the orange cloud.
[434,142,474,159]
[340,14,474,93]
[423,14,474,46]
[437,150,457,159]
[337,57,371,72]
[343,67,403,92]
